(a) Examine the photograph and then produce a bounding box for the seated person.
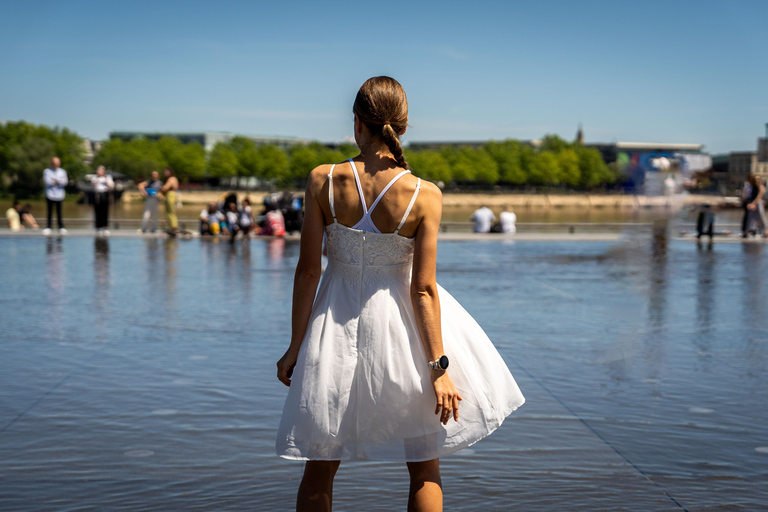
[259,207,286,237]
[200,202,224,235]
[225,202,241,238]
[239,197,254,236]
[19,204,39,229]
[6,201,22,231]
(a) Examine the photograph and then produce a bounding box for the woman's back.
[319,158,427,239]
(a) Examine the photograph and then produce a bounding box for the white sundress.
[276,159,525,462]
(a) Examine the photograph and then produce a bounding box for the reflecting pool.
[0,231,766,511]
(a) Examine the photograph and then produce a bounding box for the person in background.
[6,201,22,231]
[260,205,286,237]
[471,205,495,233]
[225,201,242,240]
[743,174,767,238]
[20,203,39,229]
[499,206,517,234]
[43,157,68,235]
[239,197,254,237]
[91,165,115,236]
[138,170,163,233]
[199,202,223,236]
[160,167,179,236]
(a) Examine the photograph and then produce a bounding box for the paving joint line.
[509,356,690,512]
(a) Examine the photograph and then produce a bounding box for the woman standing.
[91,165,114,236]
[276,77,524,512]
[743,173,768,238]
[160,167,180,236]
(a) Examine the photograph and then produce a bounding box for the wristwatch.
[428,355,449,371]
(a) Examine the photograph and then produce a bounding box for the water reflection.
[45,237,65,340]
[163,238,179,310]
[93,238,110,343]
[694,241,716,362]
[741,243,766,371]
[648,221,669,330]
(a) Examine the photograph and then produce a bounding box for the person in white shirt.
[43,157,68,235]
[471,206,495,233]
[91,166,115,236]
[239,197,254,236]
[499,207,517,234]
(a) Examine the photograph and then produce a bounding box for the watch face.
[439,355,449,370]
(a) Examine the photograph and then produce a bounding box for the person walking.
[91,166,114,236]
[42,157,68,235]
[137,170,163,233]
[160,167,179,236]
[275,76,524,512]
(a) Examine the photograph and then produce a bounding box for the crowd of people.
[198,191,304,240]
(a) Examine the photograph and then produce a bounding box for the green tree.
[557,148,581,188]
[485,140,526,185]
[0,121,86,193]
[8,137,55,197]
[206,142,238,178]
[229,136,259,176]
[256,144,289,183]
[405,149,452,183]
[576,146,615,188]
[338,143,359,160]
[156,137,205,180]
[540,134,571,153]
[93,138,165,180]
[529,151,561,186]
[289,144,322,182]
[443,147,498,184]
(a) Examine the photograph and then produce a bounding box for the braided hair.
[353,76,409,170]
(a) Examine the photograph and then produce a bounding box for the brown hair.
[353,76,409,169]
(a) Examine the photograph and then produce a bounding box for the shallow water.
[0,230,766,511]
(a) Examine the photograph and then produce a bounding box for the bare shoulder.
[416,179,442,207]
[306,164,334,191]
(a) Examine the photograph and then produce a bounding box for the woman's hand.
[748,203,757,210]
[276,347,299,387]
[432,371,463,425]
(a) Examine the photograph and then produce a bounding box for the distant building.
[709,127,768,192]
[724,152,768,188]
[407,140,501,151]
[108,131,313,152]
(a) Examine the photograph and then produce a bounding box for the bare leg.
[407,459,442,512]
[297,460,340,512]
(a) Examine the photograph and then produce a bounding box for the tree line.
[1,121,618,198]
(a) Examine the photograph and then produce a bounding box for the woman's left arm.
[276,167,327,387]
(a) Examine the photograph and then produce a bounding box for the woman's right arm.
[276,167,327,386]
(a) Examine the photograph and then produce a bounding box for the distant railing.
[439,221,655,233]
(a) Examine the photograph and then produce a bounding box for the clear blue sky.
[1,0,766,154]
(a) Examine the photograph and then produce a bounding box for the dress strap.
[368,170,411,214]
[328,164,337,223]
[348,159,368,213]
[394,178,421,235]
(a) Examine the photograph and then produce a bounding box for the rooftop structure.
[109,131,313,152]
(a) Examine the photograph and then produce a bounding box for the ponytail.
[381,124,409,170]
